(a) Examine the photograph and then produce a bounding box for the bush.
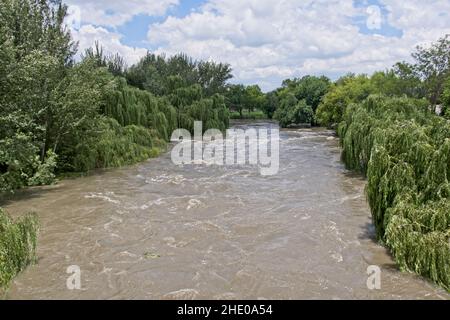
[28,150,58,186]
[274,97,314,127]
[71,118,165,172]
[0,208,39,289]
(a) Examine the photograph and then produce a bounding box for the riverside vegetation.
[0,0,230,288]
[1,0,450,293]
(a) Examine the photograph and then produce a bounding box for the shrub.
[0,208,39,289]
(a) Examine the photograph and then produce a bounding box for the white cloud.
[72,25,148,65]
[146,0,450,91]
[66,0,178,27]
[66,0,178,65]
[66,0,450,91]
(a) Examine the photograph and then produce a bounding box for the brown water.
[3,121,449,300]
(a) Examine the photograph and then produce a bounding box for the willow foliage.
[339,94,450,290]
[0,208,39,289]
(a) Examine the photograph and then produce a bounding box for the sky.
[65,0,450,91]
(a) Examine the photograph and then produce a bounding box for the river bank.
[1,122,448,299]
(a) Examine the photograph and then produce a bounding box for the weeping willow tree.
[339,94,450,290]
[0,208,39,290]
[102,75,229,139]
[69,118,163,172]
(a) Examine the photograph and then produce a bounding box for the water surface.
[3,121,448,299]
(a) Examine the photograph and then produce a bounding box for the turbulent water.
[3,121,449,300]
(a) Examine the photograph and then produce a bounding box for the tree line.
[228,35,450,129]
[0,0,233,194]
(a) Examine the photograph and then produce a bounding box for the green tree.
[371,66,425,99]
[225,84,246,117]
[442,77,450,118]
[243,85,265,112]
[316,74,374,127]
[262,91,279,119]
[274,94,314,127]
[126,52,232,98]
[284,76,331,113]
[412,35,450,106]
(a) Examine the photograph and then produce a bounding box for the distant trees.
[268,76,330,127]
[243,85,265,112]
[262,91,279,119]
[412,35,450,107]
[224,84,246,117]
[224,84,265,118]
[281,76,331,113]
[315,75,373,127]
[82,42,127,77]
[126,53,232,97]
[273,94,314,127]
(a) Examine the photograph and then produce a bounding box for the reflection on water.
[2,121,448,300]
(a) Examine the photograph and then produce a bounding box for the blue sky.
[67,0,450,91]
[117,0,207,49]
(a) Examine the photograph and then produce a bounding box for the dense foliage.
[224,84,265,118]
[0,0,232,194]
[268,76,330,126]
[316,37,449,127]
[0,208,39,289]
[338,95,450,289]
[273,94,314,127]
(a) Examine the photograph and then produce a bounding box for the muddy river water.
[3,121,449,299]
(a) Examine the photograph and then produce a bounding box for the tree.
[316,75,374,127]
[273,94,314,127]
[4,0,76,65]
[0,0,77,191]
[262,91,279,119]
[243,85,265,112]
[82,42,127,77]
[198,60,233,96]
[287,76,331,112]
[51,58,116,156]
[371,66,425,99]
[126,52,232,98]
[442,77,450,118]
[392,62,426,98]
[412,35,450,106]
[225,84,246,117]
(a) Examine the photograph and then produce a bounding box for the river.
[2,121,448,299]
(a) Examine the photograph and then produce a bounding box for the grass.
[0,207,39,292]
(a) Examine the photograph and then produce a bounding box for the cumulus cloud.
[72,25,148,65]
[146,0,450,90]
[66,0,450,91]
[65,0,176,66]
[65,0,178,27]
